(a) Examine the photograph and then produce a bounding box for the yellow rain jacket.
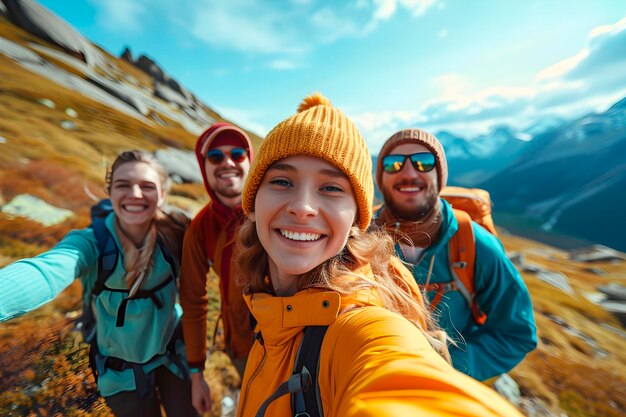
[237,262,524,417]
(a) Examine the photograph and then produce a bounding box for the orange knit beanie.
[242,92,373,230]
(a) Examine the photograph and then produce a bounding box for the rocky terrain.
[0,1,624,416]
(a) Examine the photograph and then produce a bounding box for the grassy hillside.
[1,13,625,417]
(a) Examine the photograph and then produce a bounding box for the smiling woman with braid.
[0,150,198,417]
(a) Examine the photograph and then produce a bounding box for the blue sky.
[37,0,626,152]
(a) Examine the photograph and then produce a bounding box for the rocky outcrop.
[597,284,626,326]
[3,0,107,67]
[123,48,202,112]
[0,1,216,135]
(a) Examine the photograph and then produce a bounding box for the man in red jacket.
[180,122,255,414]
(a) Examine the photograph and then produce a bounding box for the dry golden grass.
[500,233,626,417]
[2,13,625,417]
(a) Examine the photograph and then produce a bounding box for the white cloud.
[437,28,448,38]
[537,16,626,92]
[213,105,269,138]
[188,2,304,55]
[400,0,438,17]
[151,0,438,63]
[268,59,299,70]
[355,15,626,149]
[373,0,438,21]
[89,0,146,34]
[351,109,421,152]
[311,8,363,42]
[373,0,397,20]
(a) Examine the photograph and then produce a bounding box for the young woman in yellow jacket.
[235,92,525,417]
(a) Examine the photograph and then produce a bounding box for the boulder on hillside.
[492,373,521,406]
[598,284,626,302]
[1,194,73,226]
[535,270,574,295]
[599,301,626,327]
[569,245,625,263]
[154,148,203,184]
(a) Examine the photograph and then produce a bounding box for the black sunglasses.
[206,147,248,165]
[382,152,436,174]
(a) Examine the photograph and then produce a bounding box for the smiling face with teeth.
[109,161,166,233]
[204,145,251,208]
[252,155,357,296]
[380,143,439,221]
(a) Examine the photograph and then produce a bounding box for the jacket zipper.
[240,331,267,416]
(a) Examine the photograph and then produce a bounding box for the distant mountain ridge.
[481,96,626,252]
[437,126,530,185]
[371,99,626,251]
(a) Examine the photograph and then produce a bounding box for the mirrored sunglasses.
[206,147,248,165]
[382,152,436,174]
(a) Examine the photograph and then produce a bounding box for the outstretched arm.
[0,229,97,321]
[324,307,525,417]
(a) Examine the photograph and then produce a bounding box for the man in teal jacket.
[373,128,537,381]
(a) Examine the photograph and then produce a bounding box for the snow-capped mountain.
[482,97,626,251]
[435,126,530,185]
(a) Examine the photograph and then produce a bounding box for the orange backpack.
[425,186,498,326]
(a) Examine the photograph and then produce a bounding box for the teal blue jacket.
[376,200,537,381]
[0,213,187,396]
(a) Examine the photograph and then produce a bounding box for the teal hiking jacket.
[375,199,537,381]
[0,213,186,396]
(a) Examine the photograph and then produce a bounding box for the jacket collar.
[244,264,383,345]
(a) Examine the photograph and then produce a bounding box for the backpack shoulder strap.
[90,200,118,296]
[79,200,118,345]
[157,234,179,278]
[255,325,328,417]
[449,209,487,326]
[292,326,327,417]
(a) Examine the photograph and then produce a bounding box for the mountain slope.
[482,100,626,251]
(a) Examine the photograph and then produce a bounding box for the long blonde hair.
[236,219,450,362]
